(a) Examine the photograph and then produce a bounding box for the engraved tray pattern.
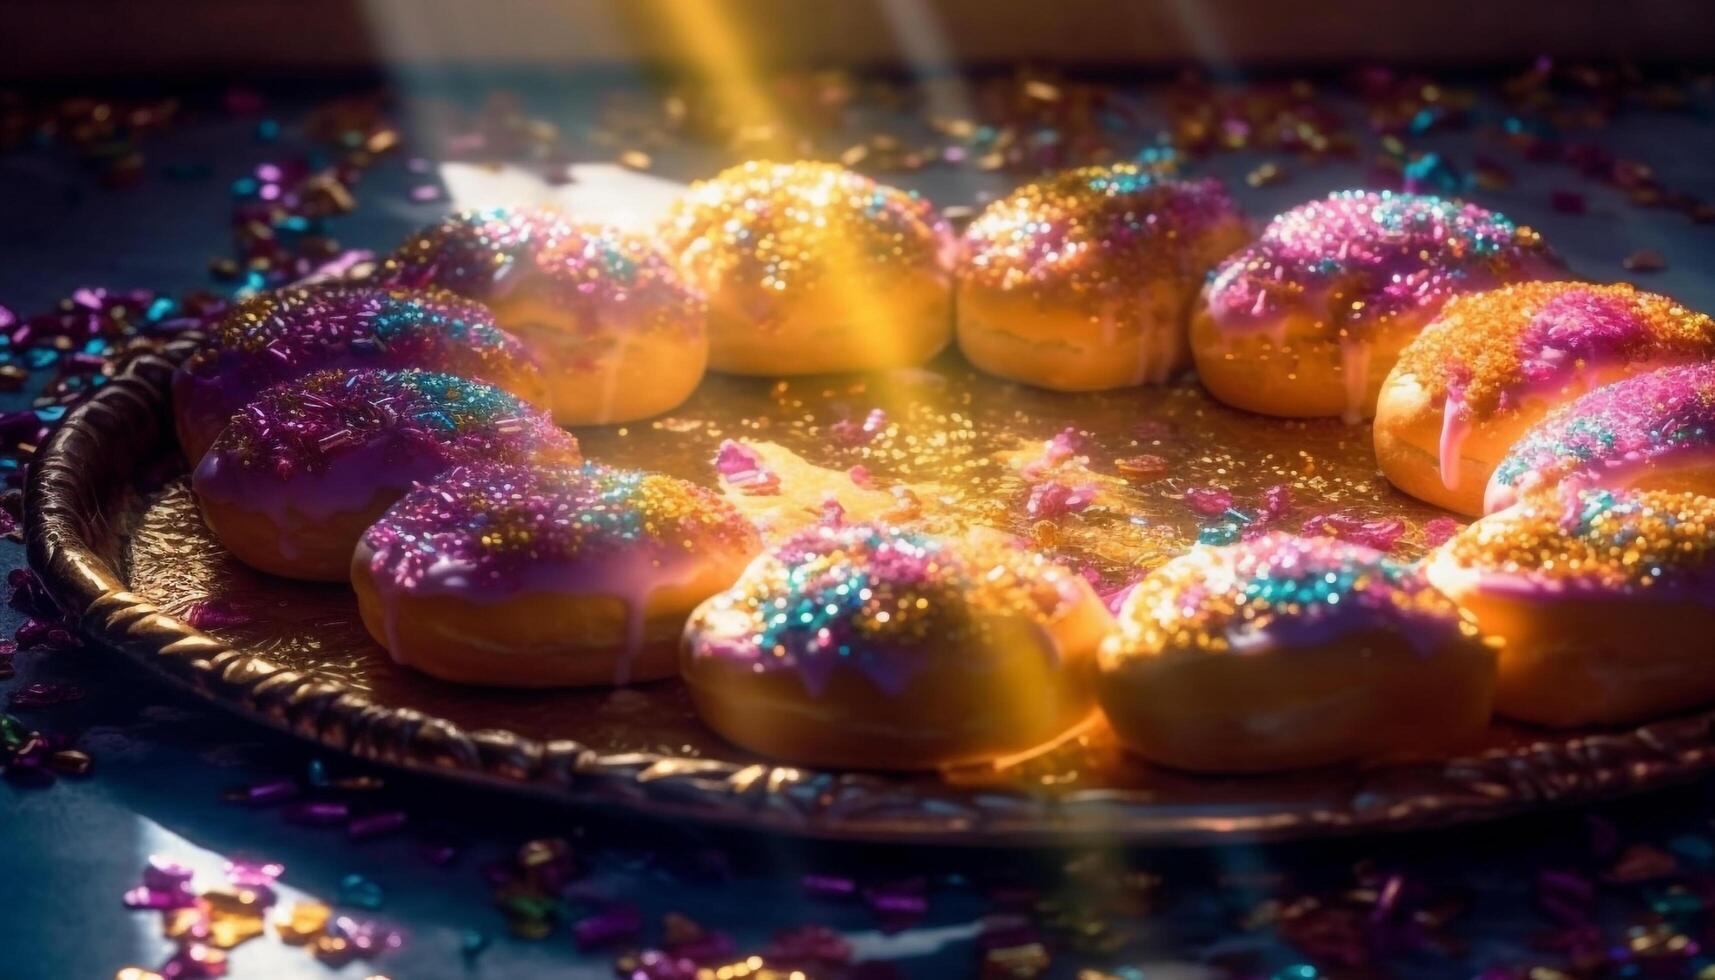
[24,338,1715,845]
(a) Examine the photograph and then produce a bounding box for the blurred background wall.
[4,0,1714,81]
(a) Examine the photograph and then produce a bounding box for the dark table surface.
[5,71,1715,980]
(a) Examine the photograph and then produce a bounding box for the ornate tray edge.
[23,344,1715,846]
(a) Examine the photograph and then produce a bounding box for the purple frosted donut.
[680,521,1111,769]
[192,367,579,582]
[381,207,567,302]
[352,462,761,687]
[1487,362,1715,513]
[173,283,548,463]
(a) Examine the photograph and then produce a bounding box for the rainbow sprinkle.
[1393,281,1715,418]
[1490,362,1715,510]
[961,165,1245,302]
[1102,532,1471,659]
[685,523,1082,695]
[211,368,577,477]
[360,462,757,594]
[660,161,952,308]
[1440,488,1715,595]
[1205,190,1554,335]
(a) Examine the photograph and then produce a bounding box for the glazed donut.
[381,206,563,302]
[489,224,709,425]
[1374,282,1715,515]
[193,368,579,582]
[1191,190,1557,422]
[680,522,1112,770]
[659,161,955,376]
[1424,488,1715,727]
[173,283,547,464]
[353,462,761,687]
[957,165,1249,391]
[1097,532,1494,773]
[1487,362,1715,513]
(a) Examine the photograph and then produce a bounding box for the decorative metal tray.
[25,338,1715,845]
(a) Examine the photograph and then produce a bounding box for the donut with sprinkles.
[173,282,547,463]
[1191,190,1558,422]
[681,521,1111,769]
[1098,532,1494,772]
[354,462,760,687]
[192,367,578,582]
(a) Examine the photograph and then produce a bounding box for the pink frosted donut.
[488,223,709,425]
[173,283,547,464]
[1487,362,1715,513]
[352,462,761,687]
[681,521,1112,769]
[1191,190,1558,421]
[192,368,579,582]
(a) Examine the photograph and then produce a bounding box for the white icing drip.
[1438,392,1470,492]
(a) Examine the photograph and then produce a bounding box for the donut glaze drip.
[360,462,758,596]
[1103,532,1471,659]
[961,165,1243,298]
[685,522,1082,696]
[382,207,566,300]
[661,161,953,305]
[1205,190,1553,335]
[178,284,541,421]
[1397,281,1715,419]
[1443,488,1715,596]
[210,367,578,479]
[1490,363,1715,511]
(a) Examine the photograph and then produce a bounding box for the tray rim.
[24,340,1715,847]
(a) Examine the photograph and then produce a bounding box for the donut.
[381,206,562,302]
[192,368,579,582]
[1487,362,1715,514]
[1096,533,1494,773]
[957,165,1249,391]
[488,223,709,425]
[1374,282,1715,515]
[353,462,761,687]
[680,522,1112,769]
[1191,190,1557,422]
[1424,488,1715,727]
[173,283,548,464]
[659,161,955,376]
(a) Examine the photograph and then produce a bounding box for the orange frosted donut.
[1374,282,1715,515]
[172,283,547,465]
[353,463,760,688]
[192,368,579,582]
[1424,488,1715,727]
[660,161,955,376]
[1487,362,1715,513]
[1097,533,1494,773]
[681,522,1112,770]
[1191,190,1557,422]
[493,224,708,425]
[957,165,1249,391]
